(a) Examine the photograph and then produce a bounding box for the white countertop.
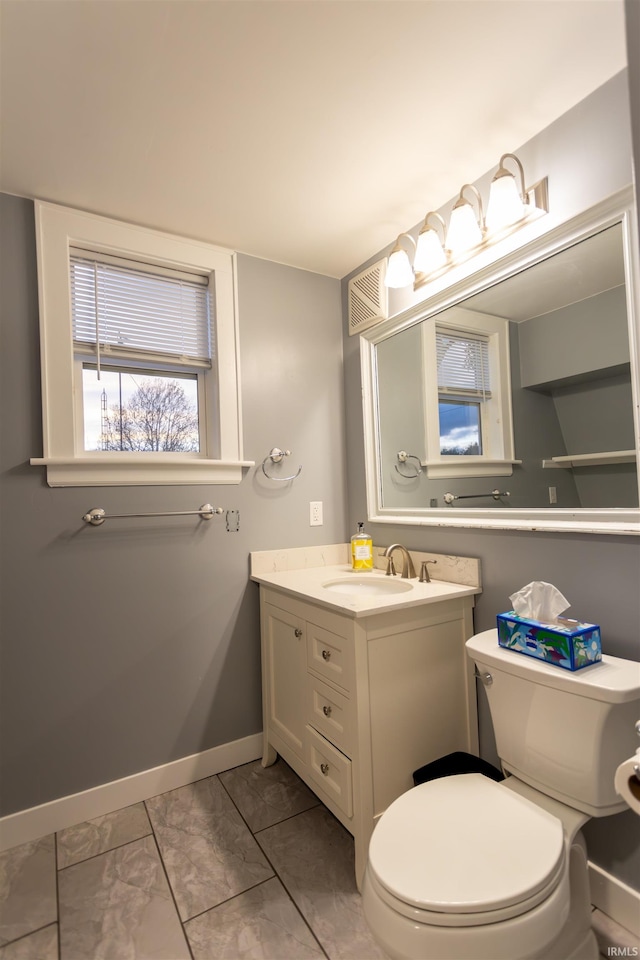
[250,563,480,618]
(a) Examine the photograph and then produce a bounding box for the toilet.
[362,628,640,960]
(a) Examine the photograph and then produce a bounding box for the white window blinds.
[436,328,491,398]
[70,251,212,367]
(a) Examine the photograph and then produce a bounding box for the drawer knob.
[322,705,332,717]
[321,649,331,661]
[320,763,330,776]
[294,628,302,638]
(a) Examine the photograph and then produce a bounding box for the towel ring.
[261,447,303,482]
[394,451,422,478]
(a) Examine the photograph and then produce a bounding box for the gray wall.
[519,286,629,389]
[0,193,347,816]
[508,324,581,508]
[518,285,637,507]
[376,324,426,508]
[343,71,640,890]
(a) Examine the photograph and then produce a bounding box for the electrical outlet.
[309,501,323,526]
[549,486,557,504]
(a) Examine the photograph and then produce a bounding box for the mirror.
[361,189,640,534]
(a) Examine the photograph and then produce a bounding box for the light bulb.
[446,202,483,257]
[486,172,525,233]
[385,247,414,288]
[414,227,447,275]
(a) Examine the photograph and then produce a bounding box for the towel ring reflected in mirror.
[395,451,423,478]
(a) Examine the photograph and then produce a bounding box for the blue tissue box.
[497,612,602,671]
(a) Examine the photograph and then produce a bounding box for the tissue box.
[497,612,601,671]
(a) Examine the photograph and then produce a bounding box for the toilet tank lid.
[466,630,640,703]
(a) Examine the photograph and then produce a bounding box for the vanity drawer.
[308,675,353,756]
[307,622,353,694]
[306,724,353,818]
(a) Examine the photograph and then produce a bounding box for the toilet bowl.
[362,773,596,960]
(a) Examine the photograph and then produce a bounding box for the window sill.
[30,456,255,487]
[423,459,521,479]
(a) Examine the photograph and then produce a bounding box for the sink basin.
[322,576,413,596]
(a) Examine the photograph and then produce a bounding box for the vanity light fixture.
[486,153,528,232]
[414,212,448,277]
[382,151,549,291]
[385,233,417,288]
[445,184,485,257]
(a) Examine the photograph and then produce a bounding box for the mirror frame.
[360,187,640,535]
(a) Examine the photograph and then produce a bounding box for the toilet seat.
[368,774,565,926]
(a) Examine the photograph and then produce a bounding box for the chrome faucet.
[383,543,416,579]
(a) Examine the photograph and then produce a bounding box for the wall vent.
[347,259,388,336]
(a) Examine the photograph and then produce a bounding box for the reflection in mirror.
[375,221,639,514]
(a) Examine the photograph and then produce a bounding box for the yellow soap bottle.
[351,522,373,572]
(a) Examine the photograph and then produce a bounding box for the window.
[436,329,490,456]
[421,308,517,478]
[31,202,251,485]
[71,252,210,453]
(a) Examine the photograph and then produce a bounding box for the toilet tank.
[466,629,640,817]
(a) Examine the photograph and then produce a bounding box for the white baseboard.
[0,733,263,853]
[589,860,640,937]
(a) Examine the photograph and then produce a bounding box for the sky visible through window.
[439,400,482,455]
[82,367,199,451]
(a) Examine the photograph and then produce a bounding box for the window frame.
[31,201,252,486]
[421,306,517,478]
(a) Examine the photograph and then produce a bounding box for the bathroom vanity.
[251,544,481,885]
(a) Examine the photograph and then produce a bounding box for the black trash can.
[413,751,504,786]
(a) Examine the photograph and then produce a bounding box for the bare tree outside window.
[102,378,200,452]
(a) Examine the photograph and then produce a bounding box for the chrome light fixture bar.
[384,152,548,290]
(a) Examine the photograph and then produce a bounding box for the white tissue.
[509,581,570,623]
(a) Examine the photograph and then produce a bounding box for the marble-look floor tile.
[58,835,189,960]
[184,876,325,959]
[57,802,151,869]
[0,923,58,960]
[219,759,319,832]
[0,836,57,946]
[145,775,273,921]
[257,806,389,960]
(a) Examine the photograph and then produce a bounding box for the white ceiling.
[0,0,628,279]
[467,223,625,322]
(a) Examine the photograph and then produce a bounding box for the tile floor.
[0,758,636,960]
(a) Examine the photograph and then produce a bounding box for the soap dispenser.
[351,521,373,572]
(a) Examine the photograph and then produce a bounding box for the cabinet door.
[368,617,473,815]
[263,603,306,759]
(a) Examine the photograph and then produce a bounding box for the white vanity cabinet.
[259,583,479,886]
